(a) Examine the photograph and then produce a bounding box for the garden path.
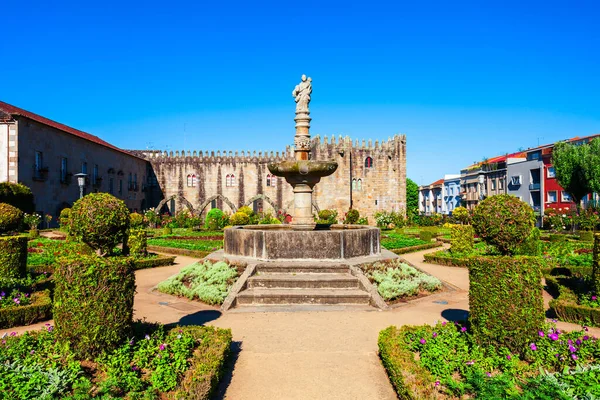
[4,248,600,399]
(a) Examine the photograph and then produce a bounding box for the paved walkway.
[3,247,599,400]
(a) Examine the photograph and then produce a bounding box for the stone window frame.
[365,156,373,168]
[266,174,277,187]
[186,174,196,187]
[226,174,235,187]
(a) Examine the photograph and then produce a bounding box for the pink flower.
[420,338,426,344]
[434,381,440,386]
[530,343,537,351]
[159,343,166,351]
[432,332,438,338]
[538,331,545,337]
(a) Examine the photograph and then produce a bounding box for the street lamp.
[74,173,87,199]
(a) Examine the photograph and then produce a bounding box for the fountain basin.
[224,224,380,261]
[267,160,338,183]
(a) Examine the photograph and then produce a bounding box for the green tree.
[552,140,593,208]
[406,178,418,211]
[586,138,600,196]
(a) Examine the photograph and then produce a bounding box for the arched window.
[186,174,193,187]
[225,174,231,187]
[266,174,271,187]
[357,179,362,191]
[266,174,277,187]
[191,174,197,187]
[365,157,373,168]
[230,174,235,187]
[352,179,357,190]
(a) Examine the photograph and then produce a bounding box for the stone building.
[133,134,407,222]
[0,100,407,224]
[0,101,152,220]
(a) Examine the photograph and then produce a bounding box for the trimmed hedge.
[0,289,52,329]
[418,230,434,242]
[0,235,28,279]
[516,227,542,256]
[594,233,600,295]
[171,325,232,399]
[59,208,71,230]
[450,224,474,254]
[423,250,470,268]
[128,228,147,256]
[0,182,34,213]
[468,256,545,354]
[547,275,600,327]
[132,255,176,270]
[0,202,23,234]
[580,231,594,242]
[378,325,437,400]
[54,255,136,359]
[549,234,568,243]
[390,241,442,255]
[148,245,211,258]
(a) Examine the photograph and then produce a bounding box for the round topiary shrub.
[316,209,338,224]
[230,212,250,226]
[205,208,224,230]
[0,236,28,279]
[471,195,535,255]
[237,206,253,216]
[517,227,542,256]
[54,254,136,359]
[345,209,360,224]
[0,203,23,234]
[69,193,130,255]
[59,208,71,231]
[419,230,435,242]
[129,212,145,229]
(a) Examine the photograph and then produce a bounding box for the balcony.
[529,183,541,191]
[32,166,48,181]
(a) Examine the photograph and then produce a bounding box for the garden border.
[546,275,600,327]
[148,245,211,259]
[0,289,52,329]
[389,241,442,255]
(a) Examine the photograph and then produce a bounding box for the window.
[187,174,194,187]
[547,191,557,203]
[34,151,44,179]
[352,179,357,191]
[192,175,197,187]
[119,180,123,195]
[511,175,522,186]
[491,179,496,190]
[109,178,114,194]
[128,173,133,190]
[561,191,572,202]
[225,174,235,187]
[93,164,99,185]
[365,157,373,168]
[527,151,541,161]
[547,167,556,178]
[499,179,504,190]
[82,162,87,175]
[357,179,362,191]
[266,174,276,187]
[60,158,68,183]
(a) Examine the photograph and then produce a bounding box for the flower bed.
[379,322,600,399]
[157,260,241,305]
[359,259,442,303]
[0,289,52,329]
[546,274,600,327]
[0,323,232,399]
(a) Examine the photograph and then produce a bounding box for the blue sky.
[2,0,599,185]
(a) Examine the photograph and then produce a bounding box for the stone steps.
[247,273,360,289]
[255,262,350,274]
[236,288,371,305]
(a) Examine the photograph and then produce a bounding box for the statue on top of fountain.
[292,74,312,113]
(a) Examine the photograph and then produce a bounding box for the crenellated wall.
[130,134,406,223]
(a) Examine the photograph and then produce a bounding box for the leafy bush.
[357,217,369,225]
[594,233,600,295]
[157,260,238,305]
[0,290,52,329]
[0,236,28,279]
[23,212,41,230]
[579,230,594,242]
[452,206,470,224]
[549,234,568,243]
[59,208,71,230]
[366,261,441,300]
[472,194,535,255]
[230,212,250,226]
[419,230,434,242]
[69,193,130,255]
[128,228,147,257]
[450,224,474,255]
[237,205,253,216]
[54,254,136,359]
[516,227,542,256]
[129,212,146,229]
[468,256,545,354]
[0,182,34,213]
[145,208,160,228]
[374,210,405,229]
[0,203,23,234]
[344,209,360,224]
[205,208,225,230]
[316,209,338,224]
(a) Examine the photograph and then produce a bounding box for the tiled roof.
[429,178,444,186]
[0,100,143,160]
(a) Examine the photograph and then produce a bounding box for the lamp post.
[74,173,87,199]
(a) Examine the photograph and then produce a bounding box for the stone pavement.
[3,247,600,400]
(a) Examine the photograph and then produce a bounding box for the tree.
[585,138,600,196]
[552,140,594,208]
[406,178,418,212]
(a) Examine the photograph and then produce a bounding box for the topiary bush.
[69,193,130,255]
[344,209,360,224]
[53,254,136,359]
[0,182,34,213]
[229,212,250,226]
[516,227,542,256]
[593,233,600,296]
[205,208,224,230]
[549,234,567,243]
[59,208,71,231]
[129,212,145,229]
[0,202,23,234]
[471,194,535,255]
[450,224,474,254]
[316,209,338,224]
[127,228,147,256]
[467,256,545,354]
[580,231,594,242]
[418,230,434,242]
[0,236,28,279]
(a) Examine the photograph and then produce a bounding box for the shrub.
[127,228,147,256]
[0,182,34,213]
[59,208,71,230]
[205,208,224,230]
[450,224,474,254]
[472,194,535,255]
[54,254,136,359]
[157,260,238,305]
[452,206,470,224]
[0,203,23,234]
[344,209,360,224]
[374,211,396,229]
[0,236,28,279]
[357,217,369,225]
[129,212,145,229]
[230,212,250,226]
[549,234,567,243]
[367,262,441,300]
[316,209,338,224]
[144,208,160,228]
[517,227,542,256]
[0,290,52,329]
[69,193,130,255]
[594,233,600,295]
[162,226,173,235]
[419,230,434,242]
[468,256,545,354]
[580,231,594,242]
[23,212,41,230]
[175,210,192,228]
[237,206,253,216]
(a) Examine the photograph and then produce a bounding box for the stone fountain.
[223,75,380,261]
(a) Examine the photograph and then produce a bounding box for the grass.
[147,238,223,252]
[381,232,430,250]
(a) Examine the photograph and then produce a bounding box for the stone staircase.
[235,262,372,307]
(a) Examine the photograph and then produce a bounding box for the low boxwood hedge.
[547,275,600,327]
[423,250,470,268]
[0,289,52,329]
[390,241,442,255]
[132,255,176,270]
[148,245,211,258]
[0,235,28,279]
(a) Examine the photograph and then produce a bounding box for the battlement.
[311,133,406,152]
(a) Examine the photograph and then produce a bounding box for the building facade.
[443,174,461,214]
[0,102,150,221]
[418,179,443,215]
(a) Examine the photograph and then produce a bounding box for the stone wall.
[134,134,407,223]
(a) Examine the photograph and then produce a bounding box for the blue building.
[443,174,461,214]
